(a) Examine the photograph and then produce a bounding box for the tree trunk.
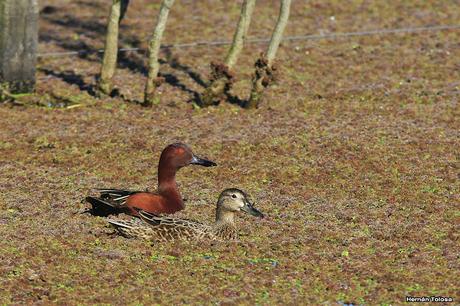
[0,0,38,100]
[224,0,256,68]
[143,0,175,106]
[97,0,123,96]
[246,0,291,109]
[201,0,256,107]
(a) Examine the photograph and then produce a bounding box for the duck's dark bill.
[241,201,264,218]
[190,155,217,167]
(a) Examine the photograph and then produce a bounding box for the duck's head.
[159,143,217,169]
[217,188,264,218]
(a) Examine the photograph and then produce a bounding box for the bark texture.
[0,0,38,97]
[246,0,291,109]
[143,0,175,106]
[97,0,123,96]
[201,0,256,107]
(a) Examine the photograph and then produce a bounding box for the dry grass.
[0,0,459,304]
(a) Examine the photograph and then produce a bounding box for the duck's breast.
[126,192,182,214]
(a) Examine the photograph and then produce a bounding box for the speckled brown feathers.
[107,188,264,242]
[108,213,218,242]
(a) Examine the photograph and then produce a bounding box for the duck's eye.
[232,194,237,198]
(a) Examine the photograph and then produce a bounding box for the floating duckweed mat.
[0,0,459,304]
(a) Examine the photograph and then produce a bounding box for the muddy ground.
[0,0,459,304]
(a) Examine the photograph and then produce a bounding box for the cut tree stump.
[0,0,38,97]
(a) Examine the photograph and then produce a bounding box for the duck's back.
[140,212,215,241]
[151,217,214,241]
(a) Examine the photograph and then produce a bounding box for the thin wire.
[37,24,460,58]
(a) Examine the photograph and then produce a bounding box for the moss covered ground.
[0,0,459,304]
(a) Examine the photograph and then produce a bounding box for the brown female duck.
[108,188,264,241]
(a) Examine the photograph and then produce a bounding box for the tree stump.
[0,0,38,96]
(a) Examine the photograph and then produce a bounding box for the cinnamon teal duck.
[86,143,216,217]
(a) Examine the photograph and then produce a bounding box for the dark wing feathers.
[86,189,140,216]
[86,196,117,208]
[95,188,137,198]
